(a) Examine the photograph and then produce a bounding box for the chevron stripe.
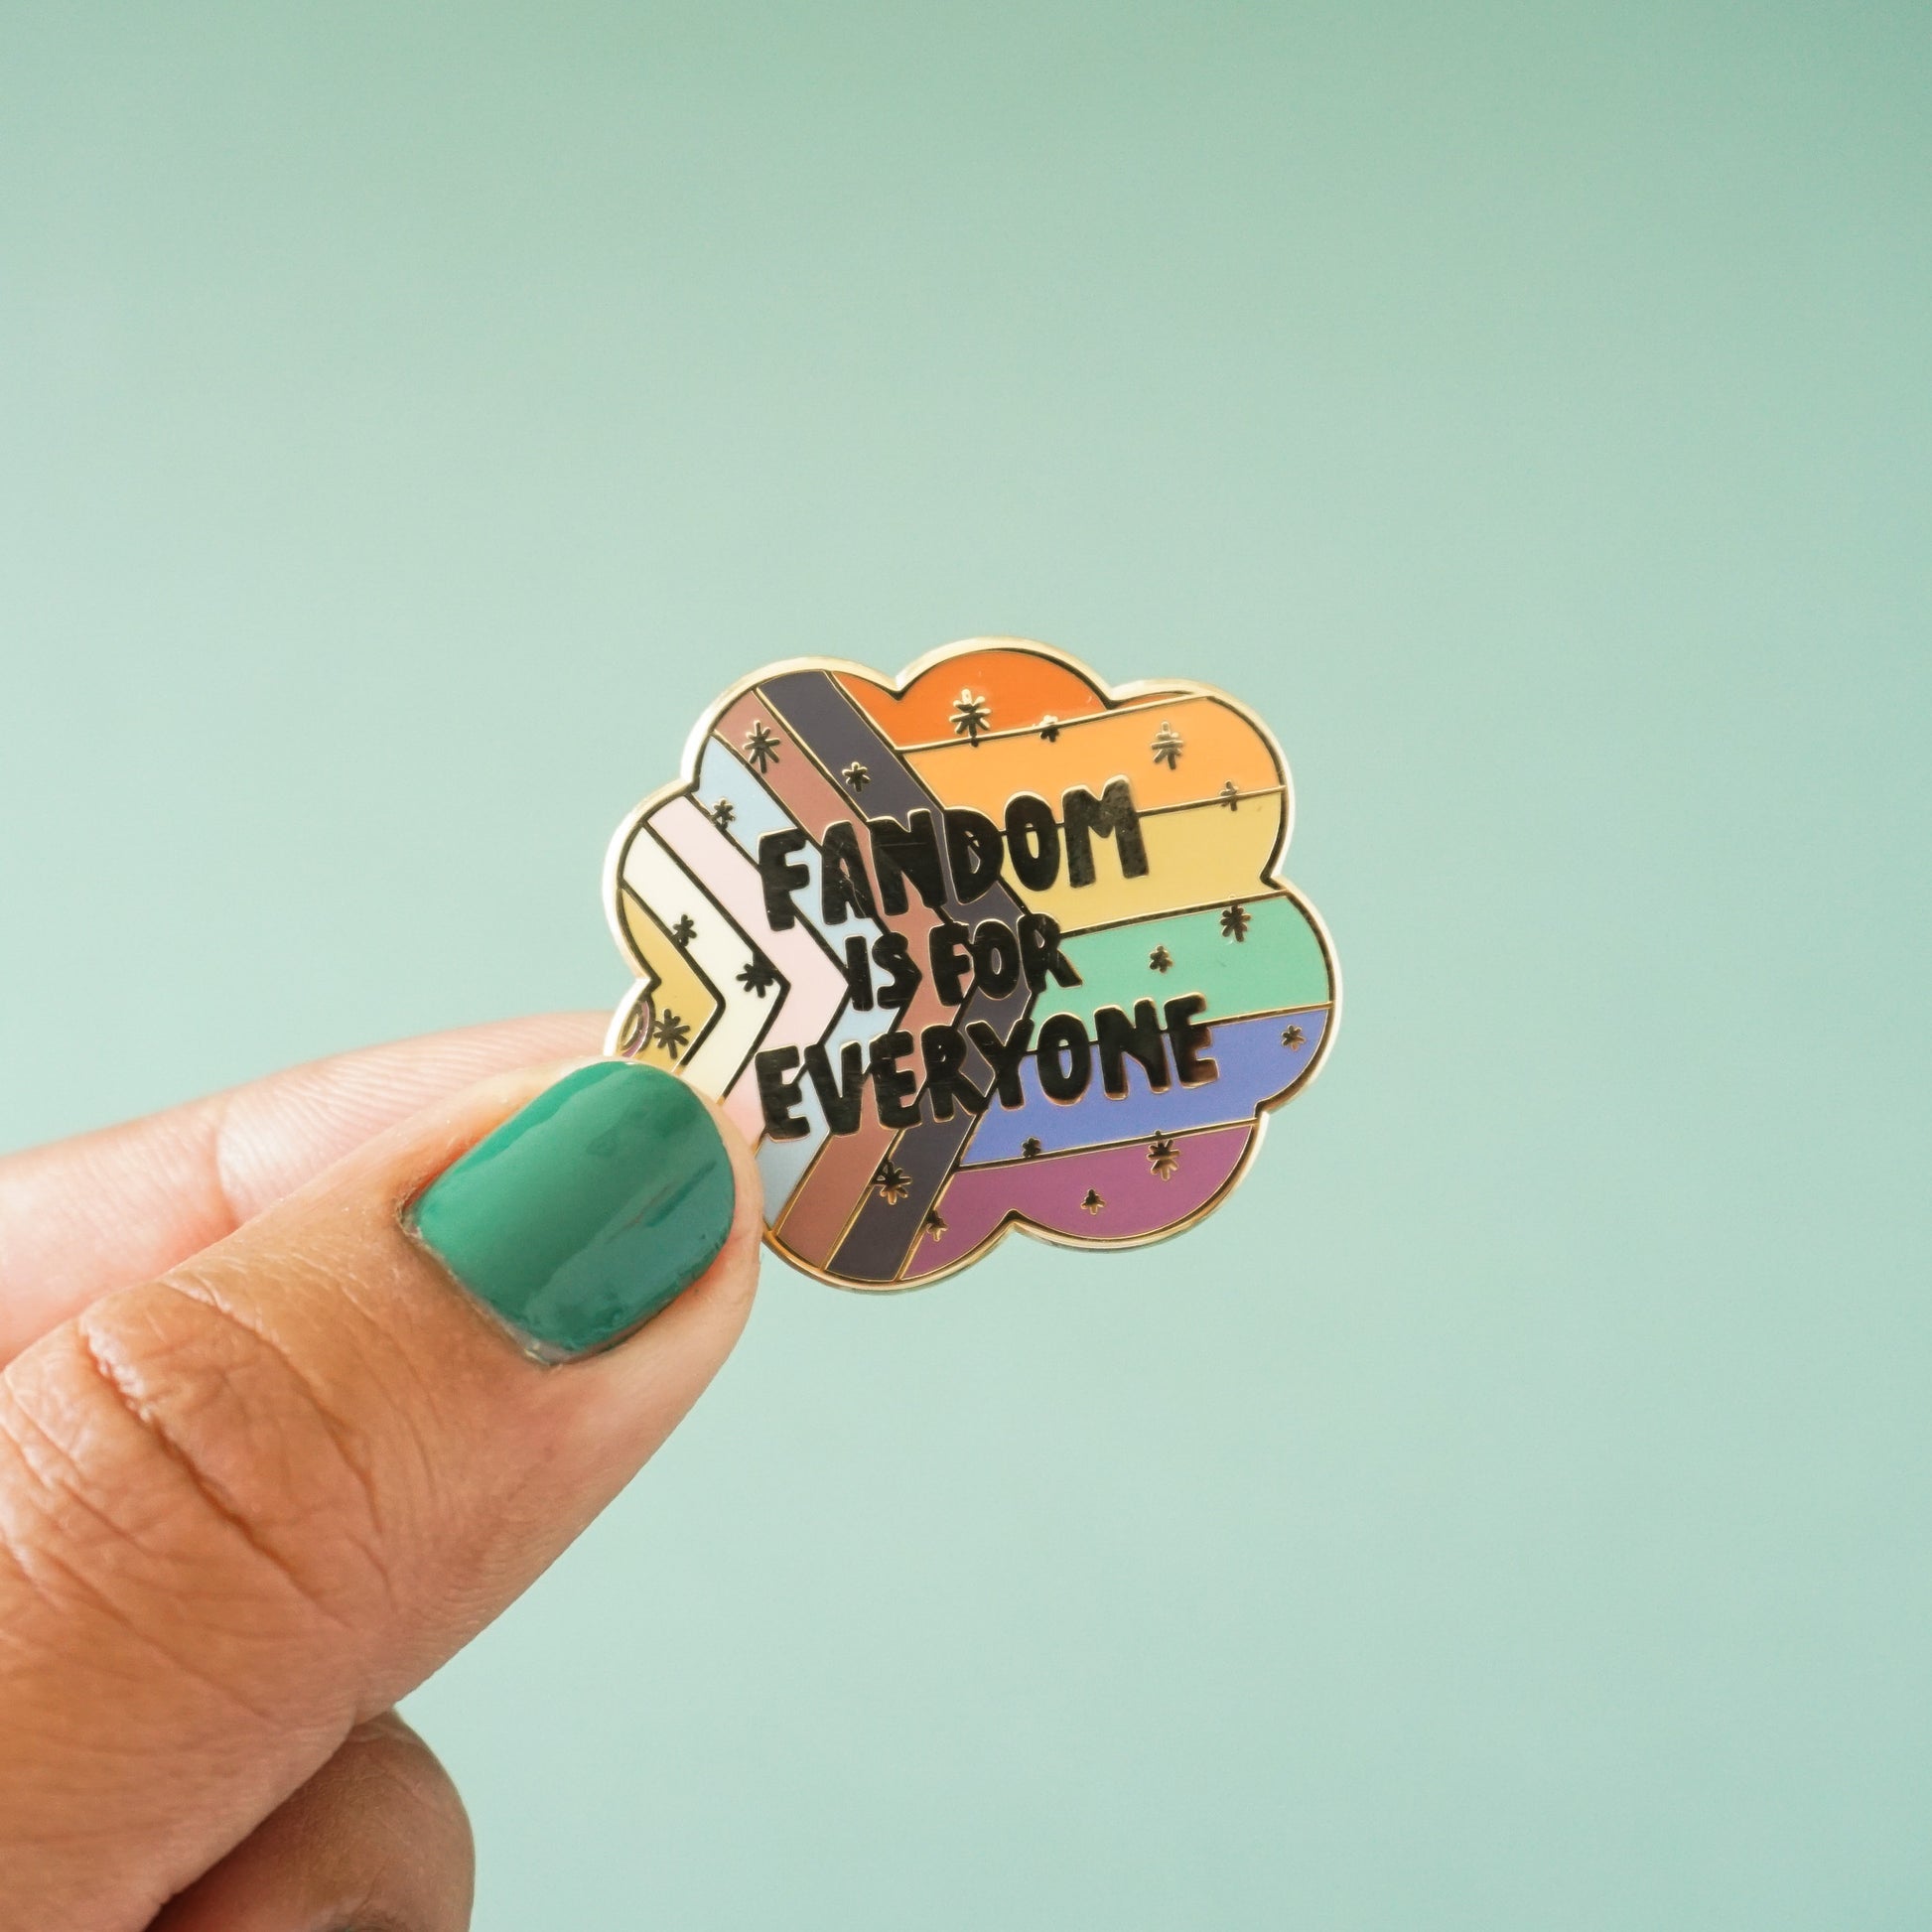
[618,823,768,1094]
[683,727,913,1213]
[616,883,721,1067]
[758,670,1039,1284]
[712,685,972,1271]
[650,794,852,1143]
[753,991,885,1209]
[692,732,891,969]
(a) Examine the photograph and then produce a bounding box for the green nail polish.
[406,1060,735,1361]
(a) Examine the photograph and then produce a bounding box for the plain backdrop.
[3,5,1928,1926]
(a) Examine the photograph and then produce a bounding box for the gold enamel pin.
[603,638,1338,1290]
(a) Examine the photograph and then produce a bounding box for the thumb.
[0,1058,761,1932]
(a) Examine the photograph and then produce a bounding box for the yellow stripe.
[619,890,721,1072]
[1021,795,1286,932]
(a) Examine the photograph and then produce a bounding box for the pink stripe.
[652,796,849,1136]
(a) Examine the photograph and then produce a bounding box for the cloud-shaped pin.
[604,638,1337,1290]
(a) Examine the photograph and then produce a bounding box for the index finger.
[0,1012,606,1363]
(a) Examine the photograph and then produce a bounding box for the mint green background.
[2,7,1927,1926]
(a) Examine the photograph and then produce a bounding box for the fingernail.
[406,1060,736,1362]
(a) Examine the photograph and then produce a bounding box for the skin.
[0,1013,765,1931]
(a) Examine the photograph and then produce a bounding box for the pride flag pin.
[604,638,1338,1290]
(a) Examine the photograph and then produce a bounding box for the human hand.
[0,1014,762,1930]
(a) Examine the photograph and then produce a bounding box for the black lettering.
[867,810,947,914]
[969,918,1021,998]
[1035,1014,1092,1102]
[868,1029,922,1127]
[1095,1000,1171,1097]
[758,829,810,930]
[1062,779,1149,887]
[1018,912,1080,990]
[803,1039,868,1135]
[1164,994,1217,1085]
[820,820,878,924]
[755,1046,808,1138]
[944,808,1005,903]
[920,1026,988,1120]
[967,1018,1035,1108]
[928,921,973,1006]
[872,933,922,1011]
[840,934,873,1012]
[1004,792,1060,891]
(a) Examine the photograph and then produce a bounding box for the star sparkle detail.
[1220,902,1251,942]
[1149,945,1173,973]
[841,760,871,793]
[1219,780,1241,809]
[709,798,736,831]
[1282,1023,1306,1048]
[649,1010,691,1060]
[743,722,782,773]
[872,1160,912,1205]
[1081,1187,1105,1214]
[950,690,992,744]
[1038,715,1061,742]
[1152,722,1184,768]
[1148,1135,1179,1179]
[921,1207,947,1242]
[737,954,779,997]
[1021,1137,1043,1160]
[670,913,697,948]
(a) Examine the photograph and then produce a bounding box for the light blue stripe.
[695,740,822,942]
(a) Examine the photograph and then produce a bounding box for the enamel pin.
[603,638,1338,1290]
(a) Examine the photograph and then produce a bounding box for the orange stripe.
[836,649,1110,748]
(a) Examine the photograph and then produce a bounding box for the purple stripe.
[903,1123,1254,1279]
[959,1009,1327,1165]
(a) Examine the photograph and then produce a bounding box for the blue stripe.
[960,1009,1328,1164]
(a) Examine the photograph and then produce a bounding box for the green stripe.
[1031,895,1330,1027]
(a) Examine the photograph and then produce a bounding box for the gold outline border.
[600,635,1342,1293]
